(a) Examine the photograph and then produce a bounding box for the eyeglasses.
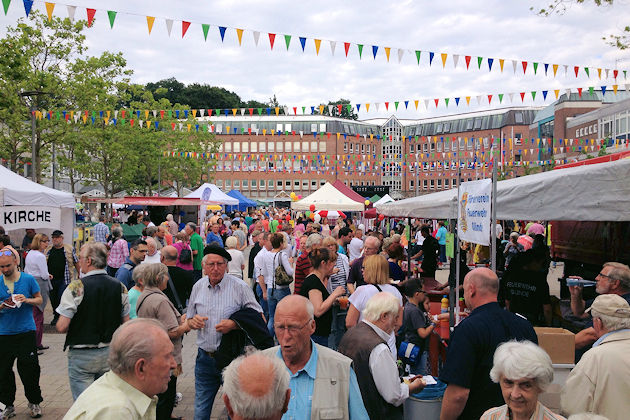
[597,272,615,281]
[203,262,226,268]
[41,239,49,242]
[274,320,311,334]
[0,250,13,256]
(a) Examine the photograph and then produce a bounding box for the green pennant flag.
[55,111,60,120]
[444,98,450,107]
[394,101,399,110]
[257,108,262,115]
[2,0,10,15]
[498,93,504,103]
[584,67,590,77]
[533,62,538,74]
[202,24,210,41]
[415,50,421,65]
[357,44,364,59]
[531,91,536,100]
[168,110,172,118]
[302,106,306,114]
[346,104,352,113]
[589,86,594,96]
[624,70,627,79]
[107,11,117,28]
[477,56,483,69]
[284,34,291,50]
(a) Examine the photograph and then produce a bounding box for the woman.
[346,254,403,356]
[482,340,566,420]
[172,231,193,271]
[24,233,52,351]
[386,242,406,282]
[266,233,295,338]
[322,236,350,350]
[300,247,345,347]
[106,226,128,277]
[136,263,191,420]
[127,264,147,319]
[225,236,245,280]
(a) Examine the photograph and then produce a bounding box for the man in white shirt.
[348,230,364,264]
[141,238,161,264]
[338,292,425,419]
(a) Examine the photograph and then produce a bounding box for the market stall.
[291,182,365,211]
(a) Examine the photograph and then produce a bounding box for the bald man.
[439,268,537,420]
[222,352,290,420]
[160,245,193,311]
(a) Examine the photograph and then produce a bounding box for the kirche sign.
[0,206,61,230]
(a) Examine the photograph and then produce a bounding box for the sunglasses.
[0,250,14,256]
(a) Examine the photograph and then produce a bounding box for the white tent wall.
[291,182,365,212]
[376,159,630,222]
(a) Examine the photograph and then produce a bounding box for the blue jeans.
[68,347,110,400]
[410,350,429,376]
[256,284,269,320]
[267,287,291,338]
[328,305,347,350]
[194,348,222,420]
[439,244,447,263]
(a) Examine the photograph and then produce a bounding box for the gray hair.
[222,351,290,419]
[81,242,107,269]
[108,318,167,376]
[225,236,238,249]
[603,261,630,291]
[111,226,123,239]
[131,264,147,287]
[305,233,323,249]
[142,263,169,289]
[489,340,553,392]
[590,308,630,332]
[166,214,173,221]
[186,222,197,231]
[145,226,158,237]
[362,292,400,323]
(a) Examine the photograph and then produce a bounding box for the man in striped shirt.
[293,234,322,295]
[92,215,109,244]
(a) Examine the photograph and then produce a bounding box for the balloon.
[306,211,311,217]
[290,192,296,198]
[314,214,321,223]
[364,200,370,206]
[309,204,316,211]
[285,214,291,221]
[378,214,385,221]
[309,213,315,220]
[298,195,303,199]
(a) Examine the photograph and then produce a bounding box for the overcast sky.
[2,0,630,119]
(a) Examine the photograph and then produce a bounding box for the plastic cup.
[338,296,349,310]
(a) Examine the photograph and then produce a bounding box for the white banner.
[458,179,492,246]
[0,206,61,231]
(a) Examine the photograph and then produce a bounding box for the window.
[242,179,248,189]
[311,124,318,133]
[423,143,428,152]
[225,142,232,152]
[216,179,223,187]
[216,161,223,172]
[320,123,326,132]
[319,142,326,152]
[233,180,240,188]
[443,122,450,133]
[361,144,365,153]
[259,142,266,152]
[515,112,523,123]
[242,142,249,153]
[372,144,376,154]
[285,124,291,132]
[473,118,482,130]
[233,142,240,153]
[251,142,258,152]
[225,179,231,188]
[276,142,283,152]
[233,162,241,171]
[302,180,308,189]
[437,179,442,189]
[430,179,435,190]
[410,180,414,189]
[350,143,354,153]
[311,180,317,188]
[268,142,275,152]
[276,123,283,132]
[277,180,283,188]
[251,179,257,189]
[310,142,317,152]
[285,142,292,152]
[410,144,415,153]
[268,180,274,189]
[294,142,301,152]
[294,180,301,189]
[344,142,348,152]
[302,142,309,152]
[285,180,291,188]
[224,161,232,171]
[444,179,450,189]
[320,179,326,186]
[423,179,428,190]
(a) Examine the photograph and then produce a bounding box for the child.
[402,280,436,375]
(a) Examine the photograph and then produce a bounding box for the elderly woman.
[24,233,52,351]
[127,264,146,319]
[322,236,350,350]
[481,340,566,420]
[106,226,128,277]
[136,263,191,420]
[225,236,245,280]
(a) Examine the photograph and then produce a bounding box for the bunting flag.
[3,0,11,14]
[107,10,116,28]
[23,0,33,16]
[85,7,95,27]
[44,1,54,21]
[146,16,155,34]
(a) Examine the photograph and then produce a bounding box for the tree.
[315,98,358,120]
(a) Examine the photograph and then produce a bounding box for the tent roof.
[374,194,395,206]
[376,158,630,222]
[0,165,75,208]
[368,194,381,203]
[184,183,239,205]
[227,190,257,207]
[332,180,366,203]
[292,182,365,211]
[84,196,204,206]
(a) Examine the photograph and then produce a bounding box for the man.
[231,220,247,251]
[569,262,630,353]
[205,223,224,247]
[346,235,381,293]
[439,268,537,420]
[435,221,448,264]
[185,222,205,282]
[253,232,273,320]
[160,245,193,310]
[411,225,439,279]
[222,352,290,420]
[141,237,161,264]
[55,242,130,400]
[247,230,263,284]
[141,214,155,228]
[0,249,44,419]
[348,229,364,264]
[186,247,263,420]
[263,295,369,419]
[337,227,352,256]
[561,294,630,419]
[93,215,110,244]
[339,293,425,419]
[115,239,148,289]
[21,228,36,250]
[294,233,322,295]
[165,214,179,236]
[46,230,80,327]
[153,226,166,250]
[64,318,176,419]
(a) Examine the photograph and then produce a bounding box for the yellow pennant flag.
[384,47,391,62]
[365,103,370,112]
[146,16,155,34]
[319,105,324,115]
[274,107,279,116]
[106,110,111,119]
[552,64,558,77]
[70,111,74,120]
[336,133,340,140]
[441,53,447,68]
[192,109,197,117]
[187,124,191,132]
[144,110,149,120]
[597,68,602,79]
[369,134,373,140]
[465,96,471,105]
[236,28,244,45]
[82,114,87,124]
[104,117,109,125]
[45,2,55,22]
[613,85,618,94]
[263,129,266,135]
[554,89,560,99]
[232,108,237,116]
[227,126,230,133]
[147,121,151,129]
[314,39,321,55]
[499,59,505,72]
[414,100,419,110]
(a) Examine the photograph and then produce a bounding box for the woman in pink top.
[172,231,193,271]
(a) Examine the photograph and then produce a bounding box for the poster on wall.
[0,206,61,231]
[457,179,492,246]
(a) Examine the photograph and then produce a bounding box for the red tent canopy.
[332,180,366,203]
[364,208,378,219]
[83,196,203,206]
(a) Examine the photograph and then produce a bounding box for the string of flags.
[2,0,626,80]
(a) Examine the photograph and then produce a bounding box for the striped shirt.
[107,239,129,269]
[93,222,110,243]
[327,252,350,294]
[293,251,312,295]
[186,274,262,352]
[480,402,566,420]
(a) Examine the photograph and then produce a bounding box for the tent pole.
[455,155,462,325]
[490,160,497,273]
[407,217,412,282]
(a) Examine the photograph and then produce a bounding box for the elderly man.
[561,294,630,419]
[569,262,630,354]
[0,249,44,419]
[64,318,176,419]
[439,268,537,420]
[46,229,80,327]
[141,237,161,264]
[115,239,148,289]
[253,231,272,318]
[185,222,205,282]
[186,246,263,420]
[339,292,425,419]
[222,351,290,420]
[346,235,381,293]
[263,295,369,419]
[165,213,179,236]
[348,229,364,264]
[160,245,193,310]
[55,242,130,400]
[205,223,224,247]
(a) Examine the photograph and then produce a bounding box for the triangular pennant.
[553,64,558,77]
[397,48,404,63]
[597,68,602,79]
[236,28,244,45]
[441,53,448,67]
[429,52,435,66]
[165,19,173,37]
[584,67,590,77]
[85,8,96,27]
[532,62,538,74]
[299,37,306,52]
[605,69,610,79]
[66,5,75,21]
[202,24,210,41]
[488,58,494,71]
[314,39,321,55]
[253,31,260,46]
[218,26,227,42]
[23,0,33,16]
[499,58,505,72]
[268,33,276,49]
[182,21,191,38]
[544,63,549,75]
[358,44,363,59]
[2,0,10,14]
[344,42,350,57]
[542,90,548,100]
[372,45,378,59]
[453,54,459,68]
[601,86,607,96]
[415,50,421,65]
[554,89,559,99]
[107,10,116,28]
[477,56,483,69]
[512,60,517,74]
[455,97,460,106]
[574,66,579,77]
[45,2,55,21]
[531,91,536,101]
[146,16,155,34]
[509,93,514,103]
[522,61,528,74]
[384,47,391,62]
[284,34,291,50]
[498,93,504,103]
[465,55,471,69]
[329,40,336,55]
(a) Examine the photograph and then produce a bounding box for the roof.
[292,182,365,211]
[84,196,204,206]
[0,164,75,208]
[332,180,366,203]
[185,183,239,205]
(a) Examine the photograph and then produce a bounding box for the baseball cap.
[586,294,630,318]
[52,230,64,238]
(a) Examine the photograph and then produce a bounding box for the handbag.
[274,252,293,287]
[398,341,420,365]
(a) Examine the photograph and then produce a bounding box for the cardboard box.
[534,327,575,364]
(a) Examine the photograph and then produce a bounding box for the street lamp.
[19,90,49,182]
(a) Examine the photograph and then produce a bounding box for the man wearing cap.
[186,245,263,420]
[561,294,630,419]
[46,230,79,327]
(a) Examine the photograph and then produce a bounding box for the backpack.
[179,247,192,264]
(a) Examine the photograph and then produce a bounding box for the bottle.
[459,297,466,312]
[441,295,449,313]
[440,295,450,338]
[566,279,597,287]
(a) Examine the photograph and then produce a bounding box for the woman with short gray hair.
[106,226,128,277]
[481,340,565,420]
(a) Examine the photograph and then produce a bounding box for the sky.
[1,0,630,120]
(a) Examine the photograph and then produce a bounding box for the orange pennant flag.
[232,109,237,116]
[552,64,558,77]
[441,53,447,68]
[465,96,471,105]
[385,47,391,62]
[144,110,149,120]
[275,107,279,116]
[314,39,321,55]
[554,89,560,99]
[597,68,602,79]
[319,105,324,115]
[146,16,155,34]
[192,109,197,117]
[499,59,505,72]
[414,100,419,110]
[365,103,370,112]
[45,2,55,21]
[613,84,618,94]
[236,28,244,45]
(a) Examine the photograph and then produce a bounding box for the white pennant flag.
[476,95,482,105]
[67,5,76,22]
[253,31,260,46]
[152,110,157,118]
[508,92,514,103]
[375,103,380,112]
[424,99,430,110]
[566,88,571,99]
[139,120,144,128]
[397,49,404,63]
[563,65,568,76]
[240,108,245,116]
[114,110,119,119]
[328,105,334,115]
[452,54,459,68]
[512,60,517,74]
[165,19,173,37]
[605,69,610,79]
[330,40,336,55]
[199,109,205,117]
[283,106,289,115]
[299,130,303,138]
[178,123,183,131]
[73,113,80,123]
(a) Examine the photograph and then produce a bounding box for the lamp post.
[19,90,49,183]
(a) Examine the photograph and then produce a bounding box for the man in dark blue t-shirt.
[439,267,537,420]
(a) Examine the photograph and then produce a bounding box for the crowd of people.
[0,211,628,420]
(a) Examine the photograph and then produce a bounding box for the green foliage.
[315,98,358,120]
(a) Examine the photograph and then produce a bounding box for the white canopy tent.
[373,194,395,206]
[376,158,630,221]
[0,165,76,236]
[184,183,239,205]
[292,182,365,211]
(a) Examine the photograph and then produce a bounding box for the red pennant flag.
[268,33,276,49]
[248,108,253,115]
[248,128,252,134]
[293,107,297,115]
[130,119,135,127]
[171,122,176,130]
[487,94,493,104]
[337,104,342,113]
[434,98,439,107]
[207,109,212,116]
[182,21,191,38]
[574,66,579,77]
[577,87,583,97]
[465,56,471,69]
[160,110,164,119]
[614,69,619,79]
[344,42,350,57]
[520,92,525,102]
[521,61,528,74]
[121,110,126,118]
[86,8,96,27]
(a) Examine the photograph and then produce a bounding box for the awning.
[83,196,204,206]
